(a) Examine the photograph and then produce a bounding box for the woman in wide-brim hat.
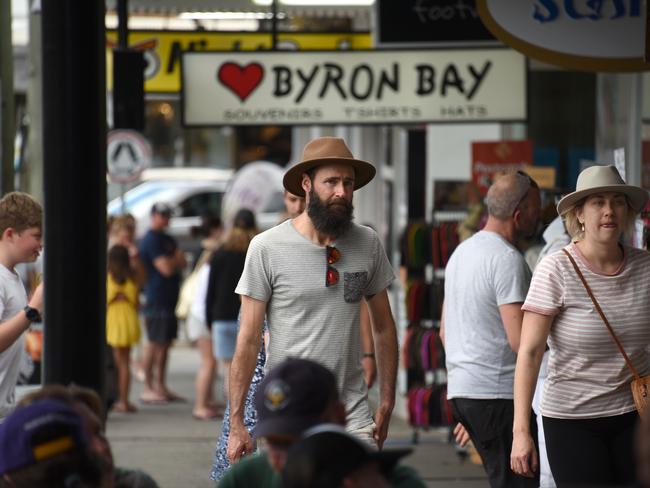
[511,165,650,486]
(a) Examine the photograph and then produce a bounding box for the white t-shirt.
[0,264,28,419]
[523,243,650,419]
[444,231,532,399]
[236,220,395,431]
[190,264,210,323]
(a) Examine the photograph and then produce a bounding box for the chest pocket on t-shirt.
[344,272,367,303]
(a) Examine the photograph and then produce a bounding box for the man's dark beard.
[307,187,354,238]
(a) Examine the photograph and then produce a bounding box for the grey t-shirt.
[444,231,531,399]
[236,220,395,430]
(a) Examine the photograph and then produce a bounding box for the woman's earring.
[580,222,585,232]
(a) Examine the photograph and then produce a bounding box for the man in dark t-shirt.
[139,203,186,403]
[218,358,424,488]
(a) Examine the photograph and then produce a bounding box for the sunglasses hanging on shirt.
[325,246,341,287]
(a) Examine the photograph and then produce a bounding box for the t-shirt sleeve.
[522,253,564,316]
[148,233,169,260]
[0,286,7,322]
[365,232,396,297]
[235,236,272,302]
[493,251,531,306]
[138,234,150,261]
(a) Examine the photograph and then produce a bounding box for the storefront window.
[234,125,292,169]
[144,99,232,169]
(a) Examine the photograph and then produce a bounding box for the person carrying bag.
[562,248,650,418]
[510,165,650,486]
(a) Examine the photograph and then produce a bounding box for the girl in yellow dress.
[107,245,141,413]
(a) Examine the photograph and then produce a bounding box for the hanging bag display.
[562,249,650,419]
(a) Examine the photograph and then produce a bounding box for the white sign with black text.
[181,49,526,126]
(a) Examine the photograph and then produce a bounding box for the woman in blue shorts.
[205,209,258,400]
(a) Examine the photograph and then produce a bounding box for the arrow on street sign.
[107,129,151,184]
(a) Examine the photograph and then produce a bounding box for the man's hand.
[453,422,470,447]
[510,431,539,478]
[227,422,254,464]
[362,356,376,388]
[29,283,44,315]
[373,403,393,449]
[365,289,397,450]
[227,296,266,463]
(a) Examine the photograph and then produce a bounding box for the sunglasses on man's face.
[325,246,341,287]
[514,170,535,213]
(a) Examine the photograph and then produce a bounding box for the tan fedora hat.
[283,137,376,197]
[557,165,648,216]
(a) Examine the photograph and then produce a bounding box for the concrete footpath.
[106,345,488,488]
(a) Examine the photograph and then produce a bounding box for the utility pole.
[117,0,128,49]
[271,0,279,50]
[24,0,43,202]
[41,0,107,395]
[0,0,15,194]
[113,0,144,131]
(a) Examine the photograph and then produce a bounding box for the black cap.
[151,202,172,216]
[253,358,338,440]
[282,424,412,488]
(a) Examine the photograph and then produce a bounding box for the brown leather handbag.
[562,249,650,419]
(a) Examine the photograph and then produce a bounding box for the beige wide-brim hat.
[283,137,376,197]
[557,165,649,216]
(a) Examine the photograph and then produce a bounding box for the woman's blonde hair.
[220,227,257,253]
[108,214,135,238]
[564,195,637,241]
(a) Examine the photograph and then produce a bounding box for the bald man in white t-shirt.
[441,172,541,488]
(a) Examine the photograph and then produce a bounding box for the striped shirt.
[523,243,650,419]
[236,220,395,431]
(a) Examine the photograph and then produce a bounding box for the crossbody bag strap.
[561,248,640,379]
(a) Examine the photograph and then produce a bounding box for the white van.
[108,167,233,243]
[107,166,285,260]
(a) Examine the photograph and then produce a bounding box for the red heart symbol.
[217,62,264,102]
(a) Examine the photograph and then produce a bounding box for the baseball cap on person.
[0,399,89,476]
[282,424,412,488]
[151,202,172,216]
[253,358,338,440]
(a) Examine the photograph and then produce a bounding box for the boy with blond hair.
[0,192,44,419]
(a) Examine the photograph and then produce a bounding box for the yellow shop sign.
[106,31,372,93]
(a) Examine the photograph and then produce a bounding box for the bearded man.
[226,137,398,463]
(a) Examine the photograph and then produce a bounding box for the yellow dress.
[106,275,141,347]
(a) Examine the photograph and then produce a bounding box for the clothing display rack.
[400,212,466,443]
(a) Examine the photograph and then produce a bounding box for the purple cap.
[253,358,338,440]
[0,399,88,476]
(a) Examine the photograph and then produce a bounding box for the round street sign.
[107,130,152,184]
